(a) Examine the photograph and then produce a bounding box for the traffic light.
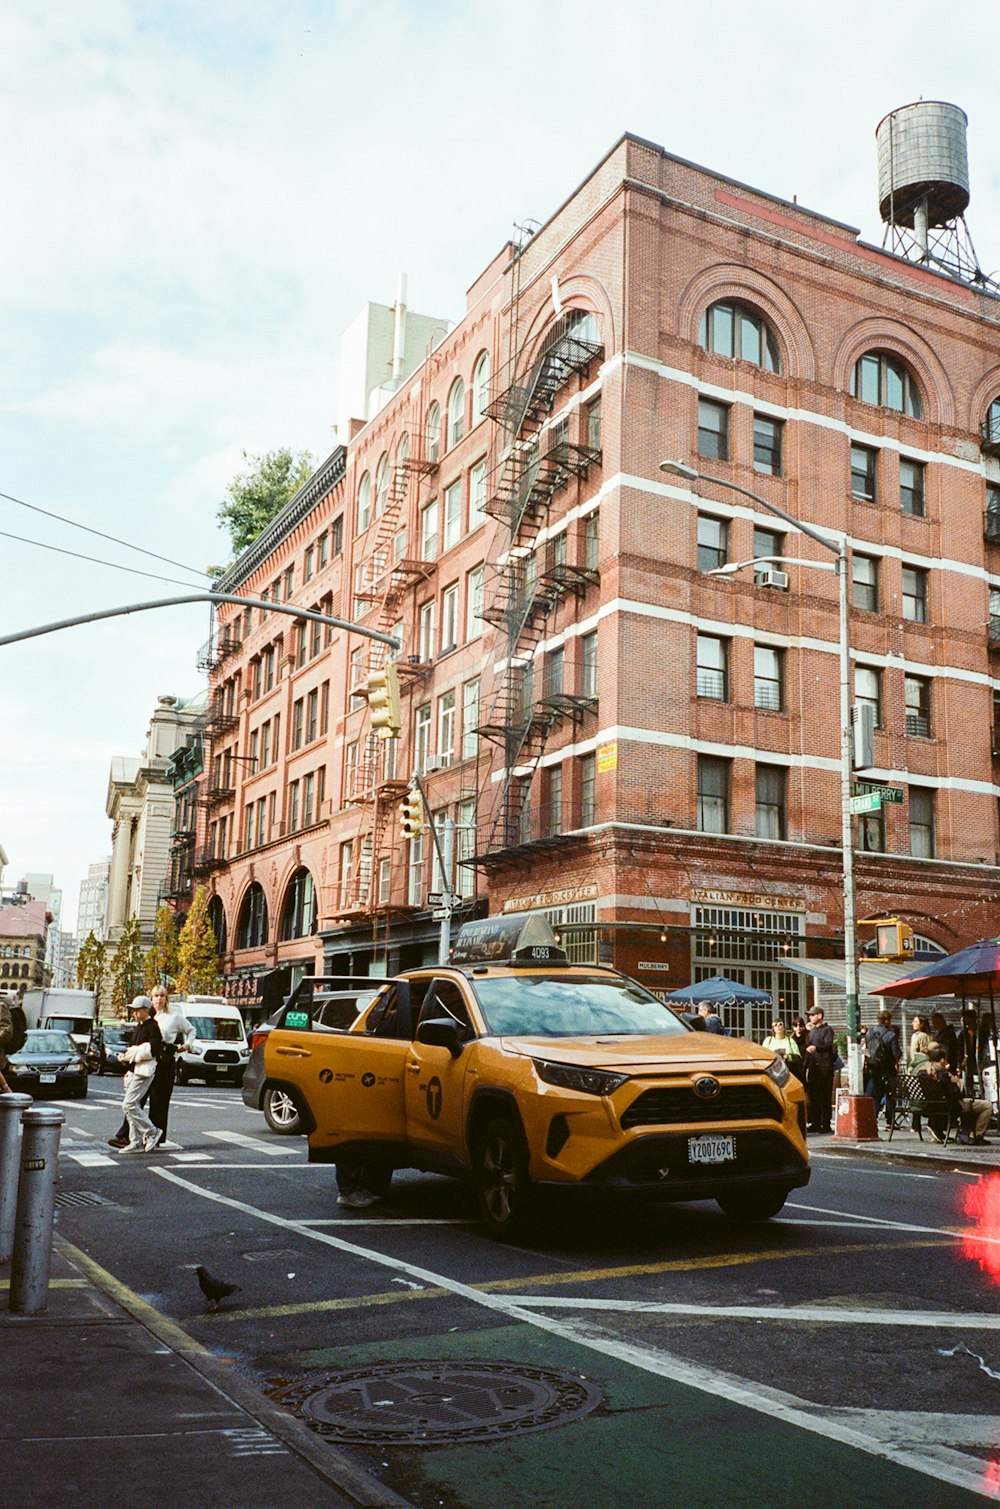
[367,663,402,740]
[868,919,914,961]
[400,787,424,840]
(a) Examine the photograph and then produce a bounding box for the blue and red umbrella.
[873,937,1000,1002]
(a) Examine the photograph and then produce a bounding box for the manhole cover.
[55,1190,111,1209]
[268,1361,603,1446]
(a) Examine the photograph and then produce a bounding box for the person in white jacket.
[118,998,163,1153]
[148,985,196,1150]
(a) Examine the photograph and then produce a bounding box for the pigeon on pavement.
[195,1264,241,1310]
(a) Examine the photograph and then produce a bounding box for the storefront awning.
[781,958,954,1015]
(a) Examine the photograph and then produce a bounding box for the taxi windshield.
[470,974,688,1038]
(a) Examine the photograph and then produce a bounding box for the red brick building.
[199,130,1000,1030]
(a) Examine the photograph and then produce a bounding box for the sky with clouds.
[2,0,999,928]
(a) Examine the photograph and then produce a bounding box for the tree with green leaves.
[217,447,316,553]
[110,917,145,1017]
[175,886,222,995]
[145,904,180,992]
[76,932,108,998]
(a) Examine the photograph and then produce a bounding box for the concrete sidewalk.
[1,1237,411,1509]
[811,1119,1000,1169]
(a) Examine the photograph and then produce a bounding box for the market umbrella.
[664,975,772,1008]
[873,937,1000,1097]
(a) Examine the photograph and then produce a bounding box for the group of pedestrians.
[109,985,196,1153]
[860,1008,994,1145]
[759,1009,836,1131]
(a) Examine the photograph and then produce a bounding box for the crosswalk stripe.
[205,1130,298,1157]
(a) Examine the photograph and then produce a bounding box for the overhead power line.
[0,488,210,577]
[0,528,208,590]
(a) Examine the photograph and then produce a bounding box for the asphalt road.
[48,1077,1000,1507]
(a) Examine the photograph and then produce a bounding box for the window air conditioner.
[755,566,789,590]
[424,754,449,773]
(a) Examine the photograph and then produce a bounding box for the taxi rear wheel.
[474,1115,533,1241]
[716,1183,789,1221]
[263,1087,303,1135]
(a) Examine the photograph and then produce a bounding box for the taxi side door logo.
[361,1072,376,1087]
[425,1076,443,1120]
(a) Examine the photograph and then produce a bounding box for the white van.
[174,996,249,1086]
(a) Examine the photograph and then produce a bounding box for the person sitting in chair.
[917,1046,992,1146]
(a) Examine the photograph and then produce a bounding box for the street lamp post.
[660,461,863,1097]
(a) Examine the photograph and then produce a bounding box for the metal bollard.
[9,1104,65,1314]
[0,1093,33,1265]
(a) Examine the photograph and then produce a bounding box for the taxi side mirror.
[416,1017,464,1059]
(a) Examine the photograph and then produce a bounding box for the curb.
[55,1235,414,1509]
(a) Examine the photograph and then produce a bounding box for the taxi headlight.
[533,1060,629,1096]
[766,1055,791,1089]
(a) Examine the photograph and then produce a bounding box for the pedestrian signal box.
[859,917,914,961]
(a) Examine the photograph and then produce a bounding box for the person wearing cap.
[804,1007,835,1134]
[116,997,164,1154]
[147,984,196,1150]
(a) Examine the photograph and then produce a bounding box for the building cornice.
[213,446,347,595]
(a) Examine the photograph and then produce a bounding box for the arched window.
[425,402,441,463]
[357,471,372,534]
[851,351,922,417]
[397,432,410,466]
[374,453,390,518]
[472,351,491,425]
[207,894,227,954]
[446,379,465,451]
[280,868,317,940]
[985,397,1000,448]
[698,299,780,372]
[236,883,268,950]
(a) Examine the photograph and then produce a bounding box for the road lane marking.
[205,1131,299,1157]
[148,1168,995,1501]
[201,1239,948,1322]
[504,1298,1000,1328]
[789,1199,1000,1248]
[65,1152,117,1167]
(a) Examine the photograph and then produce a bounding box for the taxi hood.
[501,1032,775,1074]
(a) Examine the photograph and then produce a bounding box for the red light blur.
[961,1174,1000,1281]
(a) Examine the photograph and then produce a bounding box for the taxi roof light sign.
[452,913,568,967]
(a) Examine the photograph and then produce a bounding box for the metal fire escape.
[476,298,603,854]
[343,437,438,943]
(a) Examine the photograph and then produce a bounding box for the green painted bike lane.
[299,1322,993,1509]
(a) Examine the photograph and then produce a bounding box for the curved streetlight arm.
[0,593,403,655]
[660,460,842,556]
[708,555,836,576]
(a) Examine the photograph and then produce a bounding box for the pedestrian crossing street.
[51,1087,301,1168]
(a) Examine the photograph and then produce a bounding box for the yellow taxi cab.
[263,914,809,1239]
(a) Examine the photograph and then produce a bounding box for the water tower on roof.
[876,101,990,285]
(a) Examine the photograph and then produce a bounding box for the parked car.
[242,982,376,1134]
[86,1022,135,1075]
[7,1029,89,1099]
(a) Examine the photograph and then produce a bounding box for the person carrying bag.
[117,997,163,1154]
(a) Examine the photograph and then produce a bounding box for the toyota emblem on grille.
[693,1075,720,1099]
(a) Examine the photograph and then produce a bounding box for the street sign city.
[878,786,904,803]
[426,893,444,906]
[850,791,882,814]
[431,907,452,920]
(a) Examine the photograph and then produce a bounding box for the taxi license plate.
[688,1133,735,1165]
[39,1074,57,1084]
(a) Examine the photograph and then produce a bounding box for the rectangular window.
[262,646,275,693]
[414,703,431,774]
[244,804,253,851]
[302,772,315,828]
[438,689,455,766]
[900,459,926,517]
[344,740,358,801]
[852,553,879,612]
[753,525,783,562]
[288,780,300,833]
[466,564,484,640]
[462,678,480,760]
[317,533,329,568]
[753,414,783,476]
[292,698,304,750]
[457,797,476,899]
[421,500,439,561]
[418,600,435,662]
[854,665,882,728]
[296,624,307,668]
[583,510,599,571]
[754,645,783,712]
[407,834,424,907]
[260,721,271,770]
[319,680,330,737]
[580,752,596,826]
[443,480,462,551]
[547,764,563,836]
[755,763,787,840]
[581,631,598,697]
[338,840,353,908]
[547,645,565,698]
[902,565,928,623]
[696,634,728,700]
[909,786,935,858]
[697,513,728,572]
[255,798,267,848]
[698,398,729,461]
[304,545,314,581]
[249,728,258,768]
[306,688,318,743]
[851,443,878,502]
[469,459,487,532]
[310,614,322,659]
[440,583,458,653]
[377,855,392,906]
[905,675,931,738]
[697,755,730,833]
[332,516,343,556]
[586,395,602,452]
[272,712,280,758]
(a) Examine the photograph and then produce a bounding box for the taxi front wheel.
[716,1183,789,1221]
[474,1115,533,1241]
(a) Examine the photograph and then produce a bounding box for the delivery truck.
[22,987,99,1052]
